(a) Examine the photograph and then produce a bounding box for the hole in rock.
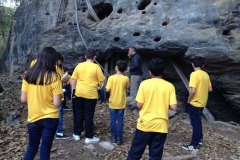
[142,11,146,14]
[154,37,161,42]
[117,7,123,14]
[223,29,231,36]
[68,22,72,25]
[133,32,141,36]
[114,37,120,41]
[93,39,96,41]
[154,2,157,5]
[151,11,156,14]
[162,21,169,26]
[138,0,151,10]
[45,13,50,15]
[91,2,113,20]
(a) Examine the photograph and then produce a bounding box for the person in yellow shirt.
[127,58,177,159]
[72,56,86,134]
[21,47,63,160]
[106,60,130,145]
[71,49,105,143]
[55,52,70,140]
[182,56,212,151]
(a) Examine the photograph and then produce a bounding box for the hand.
[98,82,104,90]
[71,89,76,98]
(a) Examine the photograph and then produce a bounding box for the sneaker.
[55,133,70,140]
[85,136,100,144]
[73,134,80,141]
[182,145,199,151]
[63,106,72,111]
[117,138,122,145]
[199,139,203,145]
[110,136,116,143]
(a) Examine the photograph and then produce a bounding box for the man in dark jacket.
[128,47,142,98]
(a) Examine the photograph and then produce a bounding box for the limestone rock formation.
[1,0,240,110]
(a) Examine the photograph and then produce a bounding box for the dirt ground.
[0,74,240,160]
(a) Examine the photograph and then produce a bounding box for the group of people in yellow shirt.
[21,46,211,160]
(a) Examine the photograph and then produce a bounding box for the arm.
[136,102,143,109]
[169,104,177,111]
[53,94,62,107]
[209,86,213,92]
[98,81,104,90]
[187,87,196,103]
[71,79,77,90]
[21,91,27,103]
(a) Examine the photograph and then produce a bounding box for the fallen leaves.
[0,74,240,159]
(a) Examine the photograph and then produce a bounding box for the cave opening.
[138,0,151,10]
[97,48,240,124]
[91,2,113,20]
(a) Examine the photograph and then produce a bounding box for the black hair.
[148,58,165,76]
[57,52,64,68]
[85,49,96,59]
[25,47,60,85]
[192,56,204,68]
[129,46,137,52]
[78,56,85,63]
[116,60,128,73]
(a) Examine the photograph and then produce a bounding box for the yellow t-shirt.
[56,66,64,77]
[136,78,177,133]
[72,61,105,99]
[189,70,212,108]
[21,75,63,123]
[106,74,130,109]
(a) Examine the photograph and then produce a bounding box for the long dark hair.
[25,47,60,85]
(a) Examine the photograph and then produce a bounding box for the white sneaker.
[73,134,80,141]
[85,136,100,144]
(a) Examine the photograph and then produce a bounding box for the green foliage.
[0,0,19,58]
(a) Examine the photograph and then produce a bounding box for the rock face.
[1,0,240,110]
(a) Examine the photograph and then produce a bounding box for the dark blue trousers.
[74,96,97,138]
[24,118,59,160]
[188,103,203,146]
[127,129,167,160]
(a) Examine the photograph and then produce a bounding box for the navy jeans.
[74,96,97,138]
[98,88,105,103]
[127,129,167,160]
[24,118,59,160]
[188,103,203,146]
[110,109,125,139]
[62,84,71,107]
[56,103,63,133]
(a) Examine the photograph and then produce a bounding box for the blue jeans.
[56,103,63,133]
[62,84,71,107]
[110,109,125,139]
[127,129,167,160]
[98,88,105,102]
[188,103,203,146]
[24,118,59,160]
